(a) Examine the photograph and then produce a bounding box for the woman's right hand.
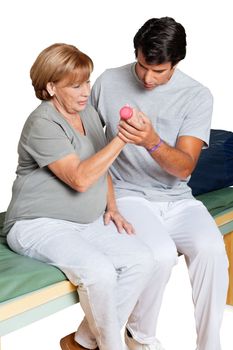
[104,208,135,235]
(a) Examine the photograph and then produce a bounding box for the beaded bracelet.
[147,138,164,154]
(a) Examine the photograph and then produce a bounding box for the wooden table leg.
[224,231,233,306]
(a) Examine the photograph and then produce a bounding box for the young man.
[91,17,229,350]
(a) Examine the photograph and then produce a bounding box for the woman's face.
[49,75,91,115]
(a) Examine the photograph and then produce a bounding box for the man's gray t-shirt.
[4,101,107,234]
[91,63,213,201]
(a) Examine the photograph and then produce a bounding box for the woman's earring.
[49,91,54,97]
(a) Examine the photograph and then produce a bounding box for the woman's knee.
[65,257,118,288]
[136,245,157,273]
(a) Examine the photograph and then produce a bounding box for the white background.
[1,0,232,349]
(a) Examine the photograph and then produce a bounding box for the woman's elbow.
[73,181,90,193]
[70,176,91,193]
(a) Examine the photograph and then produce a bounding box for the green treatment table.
[0,187,233,349]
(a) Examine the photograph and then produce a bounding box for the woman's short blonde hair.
[30,43,93,100]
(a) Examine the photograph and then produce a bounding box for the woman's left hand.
[104,209,135,235]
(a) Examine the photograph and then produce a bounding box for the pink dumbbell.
[119,105,133,120]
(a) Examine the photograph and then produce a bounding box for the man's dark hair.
[133,17,187,66]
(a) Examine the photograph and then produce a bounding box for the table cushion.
[196,187,233,216]
[0,212,66,303]
[188,129,233,195]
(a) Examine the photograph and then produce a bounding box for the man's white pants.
[116,197,228,350]
[7,216,158,350]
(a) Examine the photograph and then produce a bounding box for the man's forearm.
[117,115,203,180]
[148,141,196,179]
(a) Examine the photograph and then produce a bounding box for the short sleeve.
[178,88,213,147]
[24,117,75,167]
[91,76,106,126]
[90,79,99,110]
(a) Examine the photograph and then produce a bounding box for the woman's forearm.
[106,173,117,211]
[74,136,125,191]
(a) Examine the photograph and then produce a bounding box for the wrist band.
[147,138,163,153]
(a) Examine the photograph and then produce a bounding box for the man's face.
[135,50,176,90]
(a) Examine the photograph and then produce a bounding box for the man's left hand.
[118,113,160,149]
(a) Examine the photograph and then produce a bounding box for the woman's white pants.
[7,215,158,350]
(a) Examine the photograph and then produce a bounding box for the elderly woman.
[4,44,156,350]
